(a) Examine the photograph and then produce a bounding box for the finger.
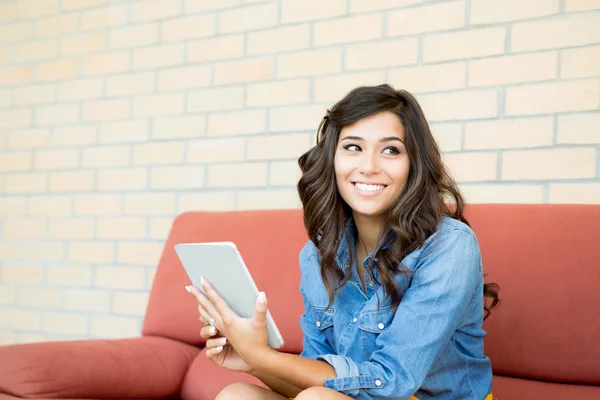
[200,325,219,339]
[201,277,234,324]
[252,291,268,329]
[206,346,223,358]
[189,282,222,327]
[206,336,227,349]
[197,304,215,326]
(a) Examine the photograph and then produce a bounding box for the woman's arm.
[250,369,307,398]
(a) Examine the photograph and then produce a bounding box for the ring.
[209,318,215,326]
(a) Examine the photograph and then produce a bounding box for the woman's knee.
[215,383,262,400]
[295,386,345,400]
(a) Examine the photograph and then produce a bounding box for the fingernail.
[216,346,223,352]
[185,286,191,293]
[220,337,227,345]
[258,292,266,303]
[209,327,216,334]
[200,276,204,287]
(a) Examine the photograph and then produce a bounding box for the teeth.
[355,183,385,192]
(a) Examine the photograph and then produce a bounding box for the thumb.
[252,292,267,328]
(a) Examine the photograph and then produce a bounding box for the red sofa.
[1,204,599,399]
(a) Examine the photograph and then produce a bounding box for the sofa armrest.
[0,336,200,399]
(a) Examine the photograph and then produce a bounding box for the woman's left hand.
[190,277,272,366]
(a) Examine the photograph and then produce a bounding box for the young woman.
[186,84,499,399]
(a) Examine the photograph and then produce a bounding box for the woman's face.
[334,111,410,222]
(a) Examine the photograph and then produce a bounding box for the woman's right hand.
[201,324,253,373]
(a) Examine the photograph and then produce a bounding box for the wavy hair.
[297,84,499,319]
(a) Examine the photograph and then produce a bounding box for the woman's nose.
[359,153,379,175]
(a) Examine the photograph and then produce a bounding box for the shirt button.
[375,379,382,387]
[316,321,321,328]
[378,323,384,330]
[352,317,358,323]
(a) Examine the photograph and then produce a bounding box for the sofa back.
[142,204,600,385]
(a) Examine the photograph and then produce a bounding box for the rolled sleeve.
[316,354,386,397]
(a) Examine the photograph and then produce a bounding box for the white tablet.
[175,241,285,349]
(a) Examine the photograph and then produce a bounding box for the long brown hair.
[297,84,499,319]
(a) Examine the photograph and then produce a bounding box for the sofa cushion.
[492,374,600,399]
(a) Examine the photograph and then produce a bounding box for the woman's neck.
[352,213,385,258]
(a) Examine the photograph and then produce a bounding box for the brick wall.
[0,0,599,344]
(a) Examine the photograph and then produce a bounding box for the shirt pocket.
[311,306,336,351]
[357,306,396,359]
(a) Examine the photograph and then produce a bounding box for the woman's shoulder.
[415,216,480,257]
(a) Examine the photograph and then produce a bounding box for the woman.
[186,84,499,399]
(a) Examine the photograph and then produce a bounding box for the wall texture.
[0,0,599,344]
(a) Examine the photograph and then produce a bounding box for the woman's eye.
[344,144,361,152]
[382,147,400,155]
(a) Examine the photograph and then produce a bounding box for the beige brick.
[0,66,31,86]
[2,265,44,284]
[110,24,159,49]
[64,289,110,312]
[81,5,127,30]
[471,0,558,24]
[36,104,79,126]
[431,123,463,153]
[4,173,47,194]
[100,120,149,143]
[148,217,173,240]
[14,84,55,106]
[134,44,184,70]
[247,80,310,107]
[558,113,600,144]
[418,90,497,121]
[43,312,87,335]
[98,217,146,239]
[0,90,10,108]
[185,0,237,12]
[270,161,301,186]
[549,183,600,204]
[187,138,245,163]
[82,52,129,78]
[0,285,16,304]
[247,133,312,161]
[0,197,27,215]
[424,27,505,63]
[465,118,554,150]
[208,162,267,187]
[188,35,244,63]
[14,40,58,62]
[389,62,466,93]
[219,2,277,34]
[98,168,147,191]
[0,243,19,260]
[158,65,211,91]
[0,331,16,346]
[561,45,600,79]
[17,334,54,345]
[75,194,122,215]
[314,72,386,102]
[389,1,465,36]
[48,218,95,239]
[0,3,16,22]
[131,0,181,22]
[506,80,600,116]
[7,130,50,149]
[61,32,106,55]
[461,184,544,204]
[282,0,345,23]
[69,242,115,263]
[0,109,32,129]
[35,149,79,170]
[3,218,46,238]
[113,292,149,316]
[153,115,206,139]
[346,39,419,71]
[278,49,342,78]
[247,25,310,56]
[48,265,93,286]
[215,57,273,85]
[162,14,215,42]
[350,0,420,12]
[0,22,33,45]
[18,287,61,308]
[187,87,245,112]
[52,125,97,147]
[443,152,498,182]
[133,93,184,117]
[133,142,184,165]
[59,79,104,102]
[208,110,266,137]
[62,0,106,11]
[91,315,140,338]
[17,0,59,19]
[0,151,31,172]
[124,193,176,215]
[150,166,205,189]
[36,13,79,37]
[237,189,301,210]
[21,242,64,261]
[179,192,236,212]
[512,14,600,52]
[269,105,328,132]
[37,59,78,81]
[95,266,146,290]
[566,0,600,11]
[0,309,41,331]
[118,242,163,265]
[503,148,596,180]
[29,195,71,216]
[469,51,557,87]
[82,145,130,168]
[83,99,131,122]
[107,72,154,97]
[50,170,95,192]
[314,14,382,47]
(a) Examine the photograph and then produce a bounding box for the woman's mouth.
[352,182,387,194]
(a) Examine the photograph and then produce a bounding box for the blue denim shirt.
[298,216,493,399]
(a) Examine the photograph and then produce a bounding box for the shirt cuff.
[316,354,387,397]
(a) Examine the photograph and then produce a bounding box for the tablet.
[175,241,285,349]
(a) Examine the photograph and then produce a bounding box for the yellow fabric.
[290,393,494,399]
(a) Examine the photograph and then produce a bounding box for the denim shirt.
[298,216,493,399]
